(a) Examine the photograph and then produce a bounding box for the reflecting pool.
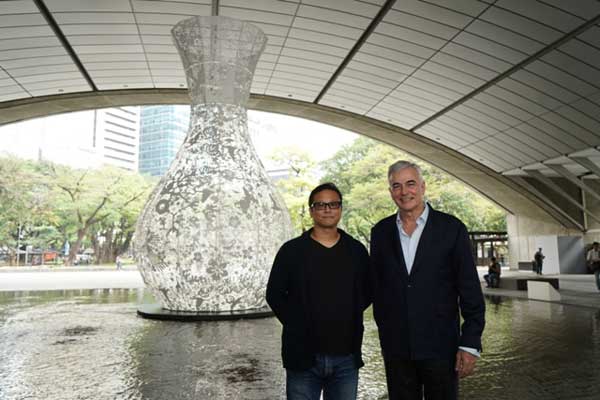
[0,290,599,399]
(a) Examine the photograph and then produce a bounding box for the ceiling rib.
[509,176,584,230]
[410,12,600,132]
[545,164,600,203]
[313,0,396,104]
[523,169,600,224]
[570,156,600,179]
[212,0,219,16]
[32,0,98,92]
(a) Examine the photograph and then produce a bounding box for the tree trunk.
[66,228,86,266]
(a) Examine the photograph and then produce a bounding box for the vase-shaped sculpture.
[133,16,292,312]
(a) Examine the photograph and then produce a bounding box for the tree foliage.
[268,146,318,234]
[318,137,506,245]
[0,157,155,265]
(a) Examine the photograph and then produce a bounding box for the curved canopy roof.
[1,0,600,231]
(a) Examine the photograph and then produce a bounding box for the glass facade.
[138,105,190,176]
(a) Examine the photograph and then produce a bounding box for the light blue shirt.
[396,203,429,275]
[396,203,480,358]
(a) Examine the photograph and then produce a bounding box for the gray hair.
[387,160,424,184]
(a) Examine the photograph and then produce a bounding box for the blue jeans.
[286,354,358,400]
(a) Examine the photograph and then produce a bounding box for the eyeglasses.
[310,201,342,211]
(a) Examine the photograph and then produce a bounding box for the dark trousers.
[383,357,458,400]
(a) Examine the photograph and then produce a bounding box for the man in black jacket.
[266,182,370,400]
[371,161,485,400]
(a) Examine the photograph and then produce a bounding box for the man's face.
[309,189,342,229]
[388,167,426,213]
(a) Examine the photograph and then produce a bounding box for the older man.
[370,160,485,400]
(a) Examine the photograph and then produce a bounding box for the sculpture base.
[137,304,274,321]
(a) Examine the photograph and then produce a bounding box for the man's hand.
[455,350,478,378]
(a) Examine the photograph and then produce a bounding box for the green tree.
[45,164,152,266]
[320,137,506,246]
[0,157,55,264]
[268,146,319,234]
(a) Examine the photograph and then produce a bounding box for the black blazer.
[266,229,370,371]
[370,205,485,360]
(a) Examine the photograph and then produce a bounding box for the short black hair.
[308,182,342,207]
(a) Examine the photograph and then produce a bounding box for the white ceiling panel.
[420,61,486,88]
[528,57,598,97]
[319,98,370,115]
[368,33,435,59]
[479,5,563,44]
[335,75,391,95]
[0,36,60,51]
[284,38,349,57]
[1,0,600,181]
[579,25,600,48]
[542,0,600,18]
[495,78,562,111]
[131,1,209,15]
[393,83,453,108]
[457,101,514,130]
[384,9,459,40]
[503,128,558,157]
[432,115,489,140]
[297,4,372,28]
[441,42,512,73]
[53,12,135,24]
[393,0,474,29]
[61,24,139,35]
[0,14,45,27]
[473,91,536,122]
[220,0,297,14]
[220,7,294,26]
[388,89,447,112]
[465,19,544,54]
[513,122,575,154]
[444,109,500,136]
[377,99,434,120]
[416,125,468,148]
[0,25,53,38]
[402,77,464,102]
[412,69,475,94]
[46,0,131,12]
[292,17,363,40]
[0,46,65,60]
[495,0,584,32]
[376,22,447,49]
[527,117,586,149]
[453,31,527,65]
[540,112,598,146]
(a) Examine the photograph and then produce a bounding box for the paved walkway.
[0,266,144,291]
[479,268,600,309]
[1,265,598,308]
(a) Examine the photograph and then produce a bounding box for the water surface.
[0,290,598,399]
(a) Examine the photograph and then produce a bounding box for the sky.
[0,107,358,170]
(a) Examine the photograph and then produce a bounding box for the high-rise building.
[94,107,140,171]
[139,105,190,176]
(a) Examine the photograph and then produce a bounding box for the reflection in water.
[0,290,599,399]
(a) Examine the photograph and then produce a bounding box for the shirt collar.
[396,202,429,228]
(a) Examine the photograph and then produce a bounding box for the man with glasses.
[370,161,485,400]
[267,182,370,400]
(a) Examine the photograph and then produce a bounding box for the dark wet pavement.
[0,290,599,400]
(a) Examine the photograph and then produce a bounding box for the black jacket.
[266,228,370,370]
[370,206,485,360]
